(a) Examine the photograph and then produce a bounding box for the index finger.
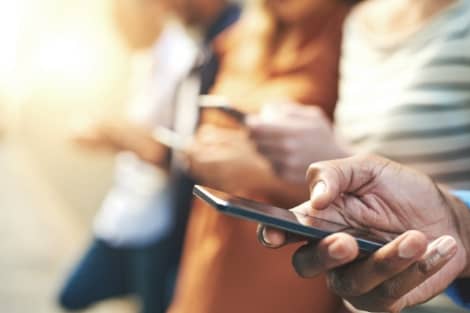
[306,155,392,210]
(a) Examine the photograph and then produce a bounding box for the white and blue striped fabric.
[336,0,470,189]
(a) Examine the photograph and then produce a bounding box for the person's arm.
[446,191,470,308]
[186,124,310,207]
[73,118,169,165]
[99,119,169,164]
[248,103,351,184]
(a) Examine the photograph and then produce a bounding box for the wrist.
[442,188,470,278]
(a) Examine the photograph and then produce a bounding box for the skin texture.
[248,103,349,183]
[259,155,470,312]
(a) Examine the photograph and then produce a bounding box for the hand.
[72,117,167,164]
[186,125,275,193]
[248,103,349,183]
[259,155,470,312]
[71,117,113,149]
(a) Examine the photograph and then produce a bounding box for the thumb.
[306,155,391,210]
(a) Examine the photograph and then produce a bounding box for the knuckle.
[306,163,321,182]
[330,164,349,188]
[372,257,395,276]
[307,163,318,174]
[374,280,404,302]
[327,271,362,297]
[292,246,322,278]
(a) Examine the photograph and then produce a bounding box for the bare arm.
[74,118,169,165]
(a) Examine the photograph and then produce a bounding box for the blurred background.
[1,0,139,311]
[0,0,468,312]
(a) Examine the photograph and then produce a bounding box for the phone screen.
[194,185,395,253]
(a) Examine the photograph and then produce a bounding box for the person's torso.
[336,0,470,189]
[93,23,198,247]
[168,7,351,313]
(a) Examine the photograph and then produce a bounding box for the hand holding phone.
[193,185,394,253]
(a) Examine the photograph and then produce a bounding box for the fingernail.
[312,181,327,200]
[328,240,351,260]
[419,236,457,273]
[262,227,273,246]
[436,236,457,256]
[398,235,421,259]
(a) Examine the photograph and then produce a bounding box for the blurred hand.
[259,155,470,312]
[72,117,167,164]
[186,125,276,193]
[70,118,111,149]
[248,103,349,183]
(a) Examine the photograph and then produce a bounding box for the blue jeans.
[58,238,178,313]
[59,172,194,313]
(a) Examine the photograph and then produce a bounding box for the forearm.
[101,121,169,165]
[445,190,470,308]
[454,198,470,278]
[442,189,470,278]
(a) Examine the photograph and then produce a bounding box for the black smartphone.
[199,95,246,124]
[194,185,394,253]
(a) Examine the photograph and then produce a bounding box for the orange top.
[168,5,351,313]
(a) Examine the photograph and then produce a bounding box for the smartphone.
[199,95,246,124]
[152,126,191,151]
[193,185,394,253]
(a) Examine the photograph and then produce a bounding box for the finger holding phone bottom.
[257,224,306,248]
[292,233,359,278]
[325,234,458,313]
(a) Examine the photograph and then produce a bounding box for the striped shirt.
[336,0,470,189]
